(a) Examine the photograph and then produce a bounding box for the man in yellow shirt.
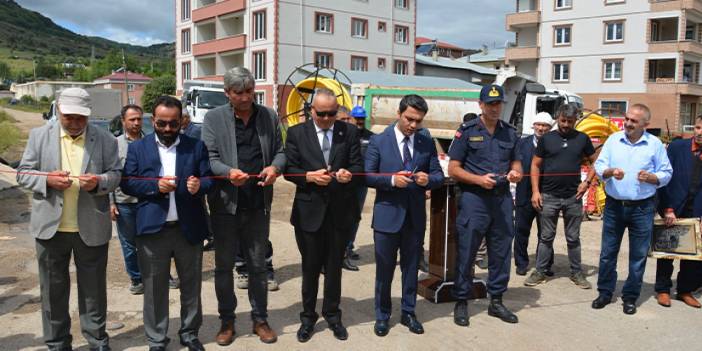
[17,88,122,351]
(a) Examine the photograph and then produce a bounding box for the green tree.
[0,61,10,81]
[141,75,176,113]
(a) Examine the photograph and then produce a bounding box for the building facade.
[175,0,417,109]
[506,0,702,132]
[93,70,153,106]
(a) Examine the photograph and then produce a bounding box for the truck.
[181,79,228,124]
[43,88,123,123]
[350,67,582,143]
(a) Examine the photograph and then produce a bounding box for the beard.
[156,131,178,146]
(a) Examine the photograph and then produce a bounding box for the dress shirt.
[314,122,334,151]
[594,131,672,200]
[156,135,180,221]
[391,126,415,187]
[58,128,85,232]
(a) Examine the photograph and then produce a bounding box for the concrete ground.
[0,107,700,350]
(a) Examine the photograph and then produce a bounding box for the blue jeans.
[115,203,141,281]
[596,197,655,302]
[347,186,368,250]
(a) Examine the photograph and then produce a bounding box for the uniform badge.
[455,131,462,138]
[469,136,484,142]
[489,87,500,97]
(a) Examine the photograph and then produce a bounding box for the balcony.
[193,34,247,57]
[505,46,540,63]
[193,0,246,22]
[506,11,540,31]
[650,0,702,14]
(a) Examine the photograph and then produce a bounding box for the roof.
[415,54,498,76]
[415,36,465,51]
[318,70,482,90]
[467,48,506,63]
[94,71,153,83]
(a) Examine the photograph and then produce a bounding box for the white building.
[506,0,702,132]
[175,0,416,110]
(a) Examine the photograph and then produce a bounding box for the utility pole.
[122,48,129,105]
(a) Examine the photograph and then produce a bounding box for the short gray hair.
[223,67,255,91]
[313,88,337,103]
[338,106,350,115]
[630,103,651,122]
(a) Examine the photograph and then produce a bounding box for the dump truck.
[181,79,228,124]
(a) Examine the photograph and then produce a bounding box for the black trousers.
[655,258,702,294]
[294,212,348,326]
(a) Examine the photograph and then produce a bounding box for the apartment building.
[506,0,702,132]
[175,0,416,109]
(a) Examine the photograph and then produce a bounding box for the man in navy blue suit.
[365,95,444,337]
[121,96,213,351]
[513,112,554,276]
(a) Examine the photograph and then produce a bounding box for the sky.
[16,0,514,49]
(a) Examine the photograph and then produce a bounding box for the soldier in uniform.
[448,84,523,327]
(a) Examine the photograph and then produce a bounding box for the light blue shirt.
[594,131,672,200]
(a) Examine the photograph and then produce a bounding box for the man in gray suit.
[16,88,121,351]
[202,67,286,345]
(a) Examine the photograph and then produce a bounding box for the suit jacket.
[658,138,702,217]
[515,136,537,206]
[120,134,214,245]
[201,103,286,215]
[365,125,444,233]
[284,120,363,232]
[16,122,121,246]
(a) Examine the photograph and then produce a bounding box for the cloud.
[16,0,174,46]
[417,0,514,49]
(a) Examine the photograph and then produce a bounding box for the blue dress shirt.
[594,131,672,200]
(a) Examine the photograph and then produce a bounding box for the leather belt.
[608,196,654,207]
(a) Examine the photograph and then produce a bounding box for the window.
[600,101,627,116]
[553,62,570,82]
[351,18,368,39]
[253,10,266,40]
[128,96,135,105]
[127,83,135,92]
[254,91,265,105]
[378,57,386,70]
[181,0,190,21]
[395,0,409,9]
[605,0,625,4]
[605,21,624,43]
[554,25,571,46]
[603,60,623,81]
[378,21,386,32]
[555,0,572,9]
[181,29,191,54]
[315,13,333,33]
[394,25,409,44]
[314,52,333,68]
[351,56,368,71]
[182,62,191,81]
[394,60,408,75]
[253,51,266,80]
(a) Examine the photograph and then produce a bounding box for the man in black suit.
[513,112,554,276]
[284,88,363,343]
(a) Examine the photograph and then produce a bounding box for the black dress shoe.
[623,300,637,315]
[342,257,359,271]
[328,322,348,340]
[419,256,429,273]
[180,338,205,351]
[297,324,315,343]
[453,300,470,327]
[148,347,166,351]
[591,295,611,309]
[400,313,424,334]
[374,319,390,337]
[515,267,528,276]
[488,297,518,324]
[347,247,360,260]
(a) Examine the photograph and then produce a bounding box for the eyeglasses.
[154,120,180,129]
[315,110,338,118]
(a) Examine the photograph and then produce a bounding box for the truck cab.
[182,80,228,124]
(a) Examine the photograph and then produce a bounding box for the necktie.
[403,136,412,171]
[322,129,331,165]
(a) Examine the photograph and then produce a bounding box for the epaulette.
[454,121,474,139]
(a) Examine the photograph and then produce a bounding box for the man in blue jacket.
[121,96,213,351]
[655,116,702,308]
[365,95,444,336]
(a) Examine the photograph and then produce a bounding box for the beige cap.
[57,88,92,117]
[533,111,554,126]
